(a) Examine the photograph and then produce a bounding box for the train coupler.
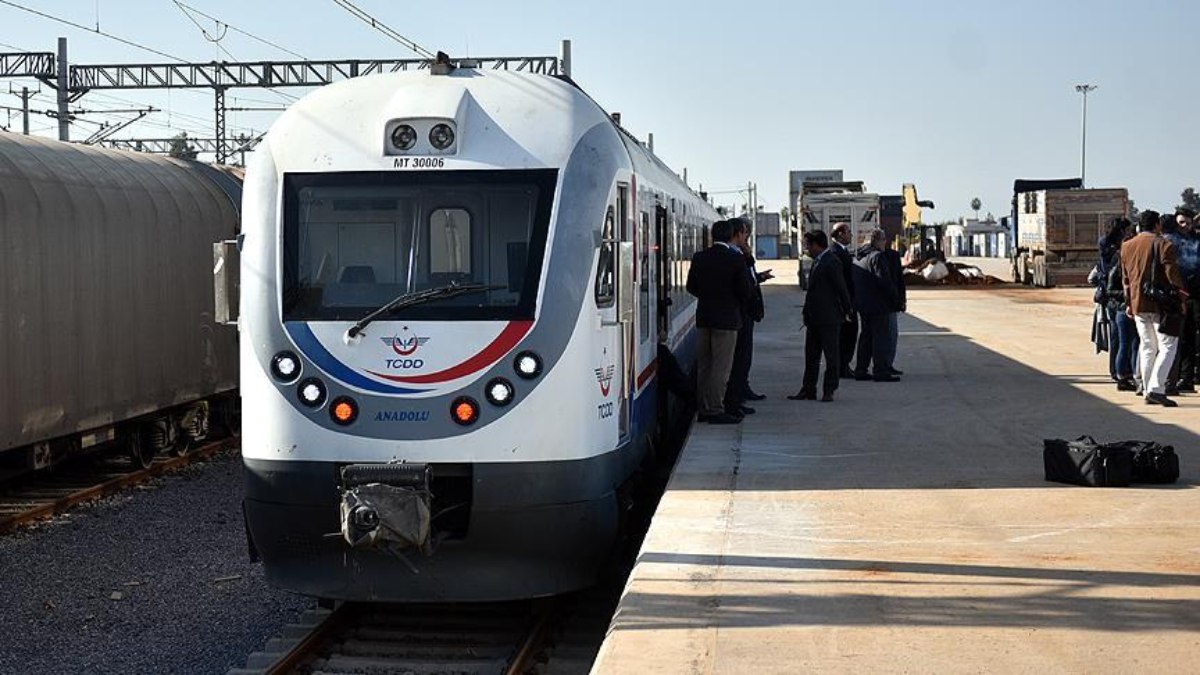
[338,463,432,554]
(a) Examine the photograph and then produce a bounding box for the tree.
[970,197,982,221]
[168,132,199,161]
[1128,199,1140,220]
[1180,187,1200,213]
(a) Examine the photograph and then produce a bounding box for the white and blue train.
[238,57,717,601]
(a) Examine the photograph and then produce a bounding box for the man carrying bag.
[1122,210,1188,407]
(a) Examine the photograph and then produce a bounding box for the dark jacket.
[687,244,752,331]
[1105,250,1128,312]
[852,248,901,315]
[744,252,765,323]
[830,241,855,297]
[882,248,907,312]
[803,250,851,327]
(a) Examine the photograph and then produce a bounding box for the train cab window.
[595,206,616,308]
[282,169,556,321]
[429,208,472,282]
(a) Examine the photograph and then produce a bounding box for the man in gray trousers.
[687,219,752,424]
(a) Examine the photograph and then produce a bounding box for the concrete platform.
[592,262,1200,674]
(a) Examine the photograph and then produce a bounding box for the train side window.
[430,208,472,280]
[595,206,616,308]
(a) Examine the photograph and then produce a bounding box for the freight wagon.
[0,134,240,479]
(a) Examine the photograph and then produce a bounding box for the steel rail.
[0,437,238,534]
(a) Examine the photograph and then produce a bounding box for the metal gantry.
[101,133,264,163]
[1,38,565,164]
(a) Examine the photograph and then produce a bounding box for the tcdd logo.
[594,365,615,397]
[381,328,430,356]
[381,328,429,370]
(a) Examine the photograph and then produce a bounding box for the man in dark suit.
[853,229,902,382]
[881,238,907,376]
[687,219,753,424]
[790,230,851,402]
[830,223,857,378]
[724,223,773,415]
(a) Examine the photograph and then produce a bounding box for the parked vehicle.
[1010,179,1128,287]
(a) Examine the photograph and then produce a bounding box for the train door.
[655,204,671,337]
[616,183,632,440]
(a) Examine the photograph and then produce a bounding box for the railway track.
[244,600,555,675]
[0,437,239,535]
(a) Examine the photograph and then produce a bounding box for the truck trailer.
[1010,181,1128,287]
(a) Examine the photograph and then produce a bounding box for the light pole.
[1075,84,1097,186]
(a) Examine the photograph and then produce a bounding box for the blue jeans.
[1108,306,1137,380]
[886,312,899,366]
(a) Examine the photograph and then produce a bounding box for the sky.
[1,0,1197,222]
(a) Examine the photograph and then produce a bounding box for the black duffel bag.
[1112,441,1181,484]
[1043,436,1134,487]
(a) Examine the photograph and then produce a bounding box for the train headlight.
[390,124,417,151]
[451,396,480,426]
[514,351,542,379]
[429,123,455,150]
[330,396,359,425]
[271,351,301,383]
[297,378,327,408]
[485,378,515,407]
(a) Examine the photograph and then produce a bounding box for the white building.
[945,215,1010,258]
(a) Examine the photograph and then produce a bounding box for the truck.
[1010,180,1128,287]
[796,180,880,286]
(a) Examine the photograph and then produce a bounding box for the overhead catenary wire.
[330,0,436,59]
[171,0,307,60]
[0,0,187,62]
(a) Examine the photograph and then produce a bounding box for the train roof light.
[390,124,417,151]
[514,351,542,379]
[485,378,515,407]
[330,397,359,425]
[298,378,327,408]
[271,351,301,383]
[429,123,456,151]
[451,396,480,426]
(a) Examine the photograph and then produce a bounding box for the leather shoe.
[853,373,872,381]
[737,405,756,415]
[1146,393,1179,408]
[787,391,816,401]
[820,393,834,402]
[1116,379,1137,392]
[889,368,904,376]
[704,412,742,424]
[872,374,901,382]
[743,391,767,401]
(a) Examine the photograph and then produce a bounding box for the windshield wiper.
[347,282,503,338]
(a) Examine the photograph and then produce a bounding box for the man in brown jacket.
[1122,210,1188,406]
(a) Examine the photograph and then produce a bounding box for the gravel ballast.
[0,450,311,674]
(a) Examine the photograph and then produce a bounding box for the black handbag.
[1141,240,1181,314]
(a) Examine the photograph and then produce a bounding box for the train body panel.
[0,134,240,471]
[239,67,716,601]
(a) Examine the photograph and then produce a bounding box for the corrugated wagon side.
[1012,186,1128,287]
[0,134,240,478]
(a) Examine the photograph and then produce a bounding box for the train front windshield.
[282,169,557,322]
